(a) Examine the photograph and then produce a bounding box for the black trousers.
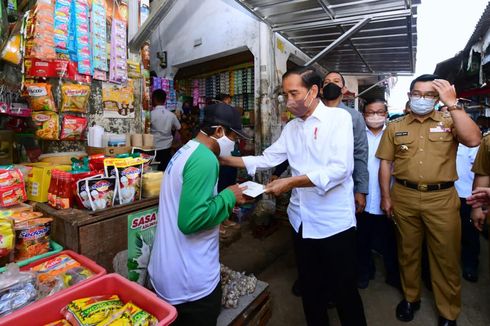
[460,197,480,272]
[155,148,173,172]
[173,282,222,326]
[293,226,367,326]
[356,212,399,283]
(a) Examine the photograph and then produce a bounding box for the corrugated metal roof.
[236,0,420,76]
[464,1,490,52]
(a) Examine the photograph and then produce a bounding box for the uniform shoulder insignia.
[387,115,405,124]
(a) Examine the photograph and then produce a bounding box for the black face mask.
[322,83,342,100]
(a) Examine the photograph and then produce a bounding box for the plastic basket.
[0,240,63,273]
[0,273,177,326]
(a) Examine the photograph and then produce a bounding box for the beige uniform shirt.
[376,111,458,184]
[472,133,490,175]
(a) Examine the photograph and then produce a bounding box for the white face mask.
[365,115,386,129]
[211,134,235,157]
[410,97,436,115]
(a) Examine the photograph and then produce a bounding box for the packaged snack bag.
[0,218,14,262]
[32,111,59,140]
[0,168,24,187]
[115,160,144,205]
[25,83,57,112]
[60,115,88,140]
[60,84,91,113]
[87,177,116,211]
[10,211,43,224]
[0,185,27,207]
[61,295,123,326]
[14,217,52,260]
[97,302,158,326]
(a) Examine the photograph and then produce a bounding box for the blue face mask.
[409,97,436,115]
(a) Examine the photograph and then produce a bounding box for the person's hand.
[269,175,279,183]
[381,196,394,218]
[265,178,292,196]
[467,187,490,208]
[227,184,252,205]
[470,207,487,232]
[432,79,458,107]
[354,192,366,214]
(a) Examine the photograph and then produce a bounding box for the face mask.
[322,83,342,100]
[409,98,436,115]
[211,134,235,157]
[365,115,386,129]
[287,89,314,118]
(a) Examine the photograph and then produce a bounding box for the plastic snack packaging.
[32,111,59,140]
[44,320,72,326]
[87,177,116,211]
[14,217,52,261]
[60,115,88,140]
[25,83,57,112]
[115,159,144,205]
[1,33,21,65]
[28,0,56,60]
[0,218,14,265]
[0,168,24,187]
[61,295,123,326]
[60,84,91,113]
[0,264,37,316]
[0,167,27,208]
[97,302,158,326]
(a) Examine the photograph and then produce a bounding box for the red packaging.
[56,172,72,209]
[71,171,101,209]
[48,170,59,207]
[0,184,27,207]
[60,115,88,140]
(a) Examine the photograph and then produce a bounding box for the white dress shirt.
[242,101,355,239]
[455,143,479,198]
[365,126,385,215]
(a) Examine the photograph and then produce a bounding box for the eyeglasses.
[410,92,439,100]
[364,111,387,117]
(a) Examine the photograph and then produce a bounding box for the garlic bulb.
[220,264,258,308]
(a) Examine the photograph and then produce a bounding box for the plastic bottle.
[56,172,72,209]
[47,170,58,207]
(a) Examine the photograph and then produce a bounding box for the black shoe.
[291,279,302,297]
[438,316,457,326]
[462,270,478,283]
[396,299,421,322]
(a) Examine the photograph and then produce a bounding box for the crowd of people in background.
[149,66,488,326]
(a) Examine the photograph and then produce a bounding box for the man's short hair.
[152,89,167,104]
[361,98,387,112]
[325,71,346,86]
[216,93,231,102]
[282,66,323,97]
[409,74,440,92]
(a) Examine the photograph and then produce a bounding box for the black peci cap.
[203,103,250,139]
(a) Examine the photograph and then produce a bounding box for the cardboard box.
[86,146,132,156]
[24,163,71,202]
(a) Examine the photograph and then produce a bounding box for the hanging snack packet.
[0,218,14,263]
[60,84,90,113]
[32,111,59,140]
[60,115,88,140]
[61,295,123,326]
[14,217,52,261]
[25,83,56,112]
[87,177,116,211]
[115,159,144,205]
[131,147,156,172]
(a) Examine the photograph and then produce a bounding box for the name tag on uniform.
[430,127,451,133]
[395,131,408,136]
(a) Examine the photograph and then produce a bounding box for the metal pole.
[305,17,371,67]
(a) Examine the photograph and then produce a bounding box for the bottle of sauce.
[47,170,58,208]
[56,172,72,209]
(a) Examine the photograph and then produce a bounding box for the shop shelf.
[0,240,63,273]
[0,273,177,326]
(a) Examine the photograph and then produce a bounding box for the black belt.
[395,179,454,192]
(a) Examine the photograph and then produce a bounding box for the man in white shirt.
[357,99,400,290]
[221,66,367,326]
[455,143,480,282]
[150,89,181,171]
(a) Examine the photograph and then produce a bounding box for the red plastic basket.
[0,273,177,326]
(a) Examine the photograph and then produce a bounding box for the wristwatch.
[447,100,464,112]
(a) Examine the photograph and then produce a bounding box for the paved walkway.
[221,222,490,326]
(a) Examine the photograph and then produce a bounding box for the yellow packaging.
[0,203,33,219]
[142,172,163,198]
[98,302,158,326]
[24,163,71,202]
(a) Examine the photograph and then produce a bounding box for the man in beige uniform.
[376,74,481,326]
[468,132,490,273]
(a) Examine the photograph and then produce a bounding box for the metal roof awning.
[236,0,420,76]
